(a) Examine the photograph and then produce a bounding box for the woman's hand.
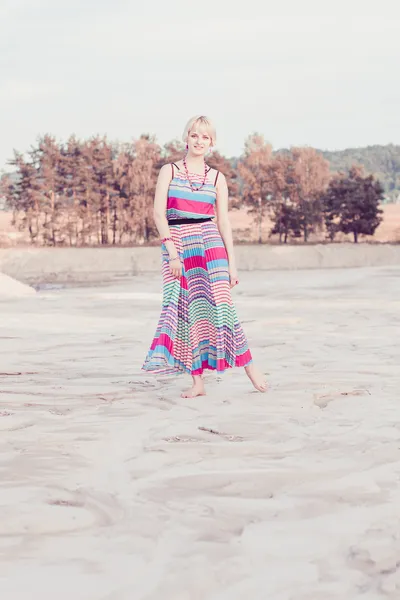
[229,265,239,288]
[169,257,182,279]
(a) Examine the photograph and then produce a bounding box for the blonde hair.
[182,115,216,147]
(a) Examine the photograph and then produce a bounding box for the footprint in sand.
[314,389,371,409]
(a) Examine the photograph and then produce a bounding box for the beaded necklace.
[183,156,208,192]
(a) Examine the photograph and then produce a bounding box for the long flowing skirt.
[142,221,252,375]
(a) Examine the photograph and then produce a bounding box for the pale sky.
[1,0,399,171]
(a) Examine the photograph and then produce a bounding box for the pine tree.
[112,144,136,244]
[130,135,161,243]
[60,136,87,245]
[89,137,115,245]
[33,135,63,245]
[9,152,42,243]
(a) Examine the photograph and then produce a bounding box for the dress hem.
[141,357,253,377]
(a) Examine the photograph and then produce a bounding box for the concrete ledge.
[0,244,399,284]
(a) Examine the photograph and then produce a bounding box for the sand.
[1,267,400,599]
[0,272,36,298]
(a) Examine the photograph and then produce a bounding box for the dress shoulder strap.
[171,162,180,178]
[214,170,220,186]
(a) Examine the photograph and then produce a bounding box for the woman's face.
[187,126,212,156]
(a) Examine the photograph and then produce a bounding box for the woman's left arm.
[215,172,239,288]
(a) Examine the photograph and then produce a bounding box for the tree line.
[0,133,384,245]
[321,144,400,203]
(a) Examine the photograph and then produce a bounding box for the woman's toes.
[181,386,205,398]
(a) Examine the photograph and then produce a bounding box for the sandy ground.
[229,203,400,243]
[1,203,400,245]
[1,267,400,599]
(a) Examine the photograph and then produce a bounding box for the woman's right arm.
[153,164,182,277]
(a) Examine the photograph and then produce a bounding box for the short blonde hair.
[182,115,216,146]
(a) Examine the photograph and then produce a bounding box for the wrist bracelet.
[168,256,180,262]
[161,237,172,244]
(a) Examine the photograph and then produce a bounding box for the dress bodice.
[166,164,218,221]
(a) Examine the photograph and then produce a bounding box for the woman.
[142,115,267,398]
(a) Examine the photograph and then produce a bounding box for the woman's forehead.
[190,125,210,135]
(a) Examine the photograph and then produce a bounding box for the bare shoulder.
[214,170,227,190]
[158,163,173,182]
[174,159,184,170]
[208,165,225,180]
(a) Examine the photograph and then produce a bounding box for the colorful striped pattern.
[142,220,253,375]
[166,167,217,220]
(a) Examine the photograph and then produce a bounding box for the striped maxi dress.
[142,162,253,376]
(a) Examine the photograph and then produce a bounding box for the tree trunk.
[112,205,117,245]
[86,204,92,245]
[142,205,148,242]
[102,196,110,245]
[101,212,108,244]
[354,231,358,243]
[34,200,40,243]
[96,213,101,244]
[50,191,56,246]
[73,192,79,243]
[144,218,150,242]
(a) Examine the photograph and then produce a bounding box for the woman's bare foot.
[245,363,268,392]
[181,375,206,398]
